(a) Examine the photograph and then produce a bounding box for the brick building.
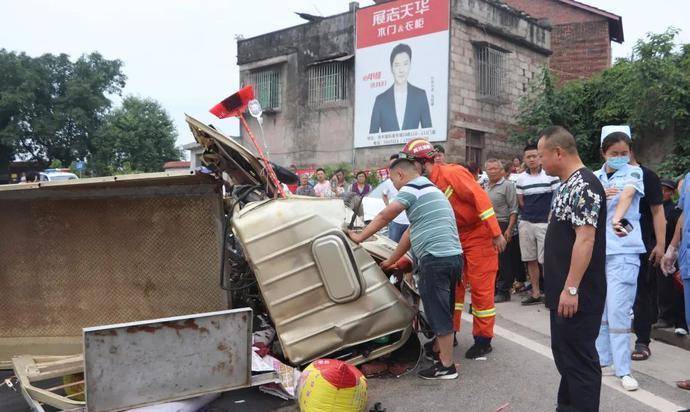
[236,0,552,169]
[502,0,623,82]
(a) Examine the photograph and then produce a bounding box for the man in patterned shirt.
[538,126,607,412]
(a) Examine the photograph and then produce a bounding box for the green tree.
[0,50,126,172]
[91,96,180,175]
[512,29,690,176]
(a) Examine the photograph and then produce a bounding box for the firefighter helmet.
[400,138,436,162]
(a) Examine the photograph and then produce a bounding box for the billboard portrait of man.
[369,43,432,133]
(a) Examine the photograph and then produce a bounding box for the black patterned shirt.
[544,168,607,314]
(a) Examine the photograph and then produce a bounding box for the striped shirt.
[394,176,462,258]
[516,169,560,223]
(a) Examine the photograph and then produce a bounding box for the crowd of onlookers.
[285,140,688,357]
[290,145,687,331]
[289,167,373,199]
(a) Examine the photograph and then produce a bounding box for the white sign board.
[354,0,450,148]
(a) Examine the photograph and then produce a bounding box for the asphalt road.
[2,299,689,411]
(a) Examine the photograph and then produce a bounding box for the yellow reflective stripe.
[479,208,495,221]
[445,186,454,199]
[454,303,464,311]
[472,307,496,318]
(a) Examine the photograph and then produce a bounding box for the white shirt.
[394,85,407,130]
[477,171,489,189]
[381,179,410,225]
[313,181,333,198]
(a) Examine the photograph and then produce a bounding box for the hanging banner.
[354,0,450,148]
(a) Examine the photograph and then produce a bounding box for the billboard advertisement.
[354,0,450,148]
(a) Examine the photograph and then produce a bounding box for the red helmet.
[400,139,436,162]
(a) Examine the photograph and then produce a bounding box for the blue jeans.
[388,222,409,243]
[417,254,462,336]
[682,258,690,331]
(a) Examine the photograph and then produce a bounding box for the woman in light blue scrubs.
[594,132,646,392]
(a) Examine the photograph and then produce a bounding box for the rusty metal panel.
[83,308,252,412]
[0,173,227,363]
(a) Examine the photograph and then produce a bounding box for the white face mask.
[607,155,630,170]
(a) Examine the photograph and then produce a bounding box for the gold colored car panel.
[232,197,415,365]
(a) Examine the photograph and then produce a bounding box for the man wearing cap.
[400,138,507,359]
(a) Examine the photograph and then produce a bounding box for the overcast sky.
[2,0,689,152]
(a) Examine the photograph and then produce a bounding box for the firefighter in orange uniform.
[400,139,506,359]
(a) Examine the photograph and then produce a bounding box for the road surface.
[2,297,689,411]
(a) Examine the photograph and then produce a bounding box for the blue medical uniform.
[678,173,690,331]
[594,163,646,377]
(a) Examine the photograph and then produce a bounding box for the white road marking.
[461,312,685,412]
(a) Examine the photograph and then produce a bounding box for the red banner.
[356,0,449,49]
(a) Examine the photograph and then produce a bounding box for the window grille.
[307,62,348,107]
[243,69,281,110]
[474,45,508,102]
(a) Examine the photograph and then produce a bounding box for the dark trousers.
[657,268,687,328]
[633,252,656,345]
[551,310,602,412]
[496,221,522,295]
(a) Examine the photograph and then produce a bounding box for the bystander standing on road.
[516,143,560,305]
[662,173,690,393]
[433,144,445,165]
[350,171,372,197]
[655,179,687,332]
[485,159,520,303]
[381,154,410,243]
[606,128,669,363]
[538,126,607,411]
[512,156,524,175]
[331,169,348,198]
[505,160,520,184]
[313,168,334,198]
[594,131,646,391]
[347,157,462,380]
[295,173,316,197]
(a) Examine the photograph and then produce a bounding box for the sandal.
[631,343,651,361]
[678,380,690,390]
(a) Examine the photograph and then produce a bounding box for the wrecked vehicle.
[0,115,419,402]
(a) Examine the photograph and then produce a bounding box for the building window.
[465,129,485,165]
[243,69,281,110]
[307,62,349,107]
[474,43,509,103]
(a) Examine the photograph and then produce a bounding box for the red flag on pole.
[209,86,255,119]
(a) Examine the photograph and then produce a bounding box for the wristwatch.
[566,287,578,296]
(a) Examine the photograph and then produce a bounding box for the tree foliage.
[90,96,180,175]
[0,50,126,168]
[512,29,690,177]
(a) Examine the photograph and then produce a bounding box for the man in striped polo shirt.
[348,156,462,380]
[516,143,561,305]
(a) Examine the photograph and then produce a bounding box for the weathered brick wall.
[502,0,601,24]
[447,14,550,163]
[550,20,611,82]
[238,12,356,168]
[502,0,612,82]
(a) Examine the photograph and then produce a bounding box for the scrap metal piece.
[0,172,227,365]
[83,308,252,412]
[12,354,85,412]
